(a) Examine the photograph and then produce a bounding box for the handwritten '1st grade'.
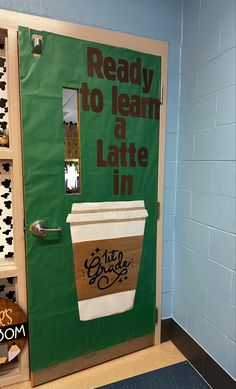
[84,248,131,291]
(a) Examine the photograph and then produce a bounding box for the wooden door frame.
[0,23,29,388]
[0,9,167,386]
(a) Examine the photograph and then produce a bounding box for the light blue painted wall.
[174,0,236,380]
[0,0,181,42]
[0,0,182,317]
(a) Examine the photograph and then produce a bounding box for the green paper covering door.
[19,27,161,372]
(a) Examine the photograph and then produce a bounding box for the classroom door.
[19,27,161,385]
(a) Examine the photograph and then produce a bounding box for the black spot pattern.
[2,162,10,172]
[0,161,14,261]
[0,81,6,90]
[0,120,7,129]
[1,192,9,199]
[4,200,11,209]
[5,291,15,302]
[6,237,13,245]
[3,229,11,235]
[0,55,9,147]
[0,56,13,259]
[0,277,16,303]
[0,57,6,67]
[5,252,14,258]
[1,178,10,188]
[3,216,12,225]
[0,97,7,108]
[7,277,14,285]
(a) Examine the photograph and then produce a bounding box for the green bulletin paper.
[19,27,161,371]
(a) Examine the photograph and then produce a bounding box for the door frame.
[0,9,167,386]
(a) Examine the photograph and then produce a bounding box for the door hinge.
[155,307,158,324]
[160,85,164,104]
[157,202,160,221]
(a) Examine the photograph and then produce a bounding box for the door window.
[63,88,81,194]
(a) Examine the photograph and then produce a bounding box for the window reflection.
[63,89,80,193]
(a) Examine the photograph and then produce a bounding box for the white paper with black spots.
[0,55,8,143]
[0,161,14,260]
[0,277,16,302]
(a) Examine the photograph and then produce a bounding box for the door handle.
[29,220,62,237]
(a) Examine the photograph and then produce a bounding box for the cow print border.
[0,160,14,260]
[0,277,16,303]
[0,55,9,148]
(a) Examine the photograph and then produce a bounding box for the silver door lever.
[29,220,62,237]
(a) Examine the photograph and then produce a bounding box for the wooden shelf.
[0,263,18,278]
[0,148,13,159]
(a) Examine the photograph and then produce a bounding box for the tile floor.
[4,341,186,389]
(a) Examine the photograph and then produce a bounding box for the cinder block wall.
[174,0,236,380]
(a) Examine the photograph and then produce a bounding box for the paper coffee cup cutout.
[66,200,148,321]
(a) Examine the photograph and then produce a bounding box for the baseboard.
[160,318,174,343]
[161,318,235,389]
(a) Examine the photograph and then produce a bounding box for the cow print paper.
[0,161,14,260]
[0,277,16,302]
[0,55,8,148]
